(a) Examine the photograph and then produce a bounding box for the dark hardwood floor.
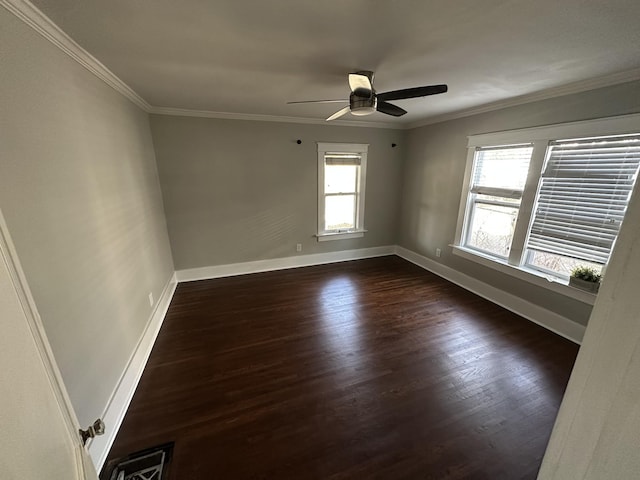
[104,256,579,479]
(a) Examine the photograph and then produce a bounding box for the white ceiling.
[29,0,640,125]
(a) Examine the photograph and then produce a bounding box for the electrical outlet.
[296,243,302,252]
[148,292,154,307]
[436,248,442,258]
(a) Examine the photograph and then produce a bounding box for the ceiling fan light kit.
[349,92,377,116]
[287,70,447,121]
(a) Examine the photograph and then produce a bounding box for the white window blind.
[325,153,361,166]
[471,145,533,197]
[526,134,640,265]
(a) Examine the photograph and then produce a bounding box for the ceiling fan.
[287,71,447,121]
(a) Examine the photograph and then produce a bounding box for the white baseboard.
[175,246,395,282]
[87,272,178,471]
[394,246,585,344]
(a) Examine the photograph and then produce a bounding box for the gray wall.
[150,115,405,270]
[399,80,640,326]
[0,9,174,425]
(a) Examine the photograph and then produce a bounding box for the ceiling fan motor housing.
[350,92,377,116]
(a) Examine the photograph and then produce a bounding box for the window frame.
[461,143,535,260]
[317,142,368,241]
[454,113,640,304]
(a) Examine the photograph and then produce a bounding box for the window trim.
[454,113,640,304]
[317,142,368,241]
[461,143,534,261]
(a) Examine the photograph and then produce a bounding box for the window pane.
[325,195,355,230]
[526,250,603,278]
[467,201,519,258]
[473,146,533,191]
[325,165,357,194]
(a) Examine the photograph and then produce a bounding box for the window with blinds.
[464,145,533,258]
[456,117,640,291]
[525,134,640,277]
[323,153,362,231]
[317,143,368,240]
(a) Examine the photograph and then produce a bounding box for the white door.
[0,210,98,480]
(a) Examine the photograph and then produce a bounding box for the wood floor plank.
[103,256,578,479]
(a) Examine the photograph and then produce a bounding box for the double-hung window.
[524,135,640,277]
[464,145,533,259]
[455,114,640,296]
[317,143,368,241]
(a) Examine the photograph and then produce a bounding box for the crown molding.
[0,0,398,130]
[1,0,152,111]
[4,0,638,130]
[406,67,640,130]
[149,106,404,129]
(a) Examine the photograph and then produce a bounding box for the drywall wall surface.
[537,167,640,479]
[150,115,405,269]
[399,80,640,327]
[0,9,174,425]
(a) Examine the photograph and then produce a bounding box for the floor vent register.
[100,442,174,480]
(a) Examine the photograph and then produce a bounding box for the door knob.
[79,418,105,445]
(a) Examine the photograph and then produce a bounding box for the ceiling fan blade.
[348,73,373,97]
[377,101,407,117]
[377,84,448,102]
[326,106,350,121]
[287,99,348,104]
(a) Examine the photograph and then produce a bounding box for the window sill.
[452,245,597,305]
[316,230,366,242]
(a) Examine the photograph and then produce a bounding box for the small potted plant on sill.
[569,266,602,293]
